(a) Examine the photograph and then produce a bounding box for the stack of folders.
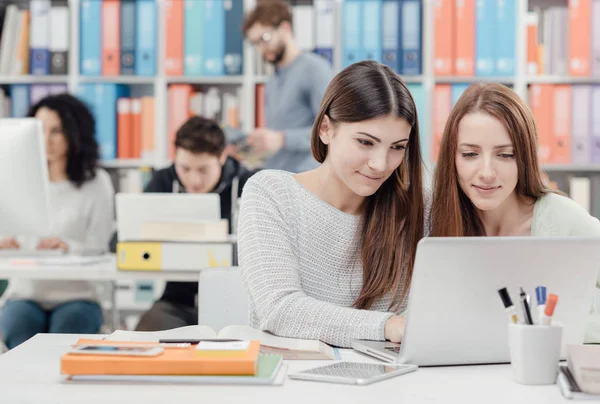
[61,339,286,386]
[557,345,600,399]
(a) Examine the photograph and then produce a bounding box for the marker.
[540,294,558,325]
[536,286,547,324]
[498,287,519,324]
[520,287,534,325]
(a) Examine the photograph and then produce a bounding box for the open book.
[108,325,337,360]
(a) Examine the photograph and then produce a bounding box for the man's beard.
[268,44,286,66]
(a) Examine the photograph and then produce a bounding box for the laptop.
[352,237,600,366]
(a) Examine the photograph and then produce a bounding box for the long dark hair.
[28,93,99,188]
[431,83,549,236]
[311,61,425,310]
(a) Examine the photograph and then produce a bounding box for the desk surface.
[0,333,569,404]
[0,255,202,282]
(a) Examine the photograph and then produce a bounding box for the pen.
[158,339,241,344]
[498,287,519,324]
[520,287,534,325]
[540,294,558,325]
[536,286,547,324]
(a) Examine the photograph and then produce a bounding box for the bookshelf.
[1,0,599,175]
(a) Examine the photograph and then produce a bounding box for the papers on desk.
[106,325,337,360]
[558,366,600,400]
[8,255,112,267]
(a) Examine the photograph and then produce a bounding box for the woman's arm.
[237,175,394,348]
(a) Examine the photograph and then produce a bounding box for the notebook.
[66,354,286,386]
[107,325,337,360]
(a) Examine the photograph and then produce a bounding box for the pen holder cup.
[508,323,563,385]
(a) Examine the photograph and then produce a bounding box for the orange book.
[61,338,260,376]
[102,0,121,76]
[529,84,554,164]
[117,98,132,159]
[526,13,539,75]
[434,0,454,76]
[568,0,592,76]
[454,0,475,76]
[141,96,156,160]
[168,84,193,159]
[255,84,265,128]
[552,84,572,164]
[164,0,184,75]
[131,98,142,159]
[15,10,30,74]
[433,84,451,162]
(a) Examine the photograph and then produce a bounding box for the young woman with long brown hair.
[237,61,426,347]
[430,82,600,238]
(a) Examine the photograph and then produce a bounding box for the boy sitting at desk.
[112,116,259,331]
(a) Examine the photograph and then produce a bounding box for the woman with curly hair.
[0,93,115,349]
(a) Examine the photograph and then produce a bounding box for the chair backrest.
[197,267,248,332]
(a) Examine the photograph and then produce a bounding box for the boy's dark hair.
[28,93,98,188]
[243,0,293,35]
[175,116,226,157]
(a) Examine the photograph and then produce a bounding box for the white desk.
[0,333,569,404]
[0,255,210,330]
[0,255,202,282]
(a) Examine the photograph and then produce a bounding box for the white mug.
[508,323,562,385]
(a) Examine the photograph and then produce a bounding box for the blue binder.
[475,0,496,76]
[80,0,102,76]
[342,0,361,68]
[401,0,422,75]
[382,0,401,73]
[224,0,243,75]
[184,0,204,75]
[203,0,225,76]
[495,0,516,76]
[362,0,382,63]
[135,0,157,76]
[120,0,136,75]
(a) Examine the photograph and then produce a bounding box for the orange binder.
[168,84,193,159]
[433,84,451,162]
[61,339,260,376]
[117,98,132,159]
[552,84,572,164]
[102,0,121,76]
[568,0,591,76]
[131,98,142,159]
[454,0,475,76]
[141,96,155,159]
[529,84,553,164]
[164,0,184,75]
[434,0,454,76]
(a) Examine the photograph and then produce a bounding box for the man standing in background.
[239,0,333,173]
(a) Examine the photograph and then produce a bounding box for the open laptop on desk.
[353,237,600,367]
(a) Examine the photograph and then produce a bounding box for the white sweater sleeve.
[64,170,115,254]
[237,174,394,348]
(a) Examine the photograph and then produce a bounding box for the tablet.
[288,362,417,385]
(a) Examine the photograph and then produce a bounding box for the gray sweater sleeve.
[237,173,394,348]
[281,63,332,152]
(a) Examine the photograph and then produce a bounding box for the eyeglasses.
[248,29,277,47]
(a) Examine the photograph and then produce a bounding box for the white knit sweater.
[237,170,426,348]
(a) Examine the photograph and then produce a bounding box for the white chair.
[197,267,248,332]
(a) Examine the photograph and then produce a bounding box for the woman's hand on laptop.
[384,315,406,343]
[37,238,68,251]
[0,237,19,250]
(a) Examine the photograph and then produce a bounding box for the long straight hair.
[311,61,424,310]
[430,83,549,236]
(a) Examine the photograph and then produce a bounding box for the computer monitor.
[0,118,51,236]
